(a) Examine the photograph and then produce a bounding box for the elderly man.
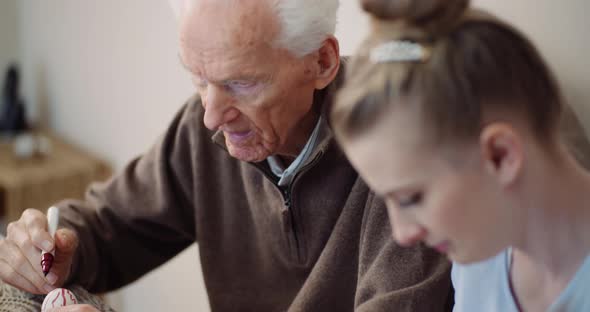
[0,0,452,311]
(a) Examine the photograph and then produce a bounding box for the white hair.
[271,0,340,57]
[168,0,188,19]
[169,0,340,58]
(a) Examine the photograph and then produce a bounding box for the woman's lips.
[225,131,253,144]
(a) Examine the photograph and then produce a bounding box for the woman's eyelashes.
[395,192,423,208]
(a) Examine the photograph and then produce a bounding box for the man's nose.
[202,85,239,130]
[389,209,427,247]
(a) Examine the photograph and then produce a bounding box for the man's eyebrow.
[176,54,263,83]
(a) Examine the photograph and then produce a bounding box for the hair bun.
[360,0,470,35]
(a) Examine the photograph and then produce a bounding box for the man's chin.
[227,145,270,163]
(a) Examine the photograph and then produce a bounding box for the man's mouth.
[225,130,254,144]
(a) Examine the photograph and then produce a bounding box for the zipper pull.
[282,188,292,208]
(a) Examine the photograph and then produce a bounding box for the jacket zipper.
[281,149,325,209]
[282,188,292,209]
[248,147,327,262]
[279,150,325,261]
[250,148,326,210]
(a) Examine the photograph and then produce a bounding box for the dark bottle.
[0,64,29,136]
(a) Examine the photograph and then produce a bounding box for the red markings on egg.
[42,288,78,311]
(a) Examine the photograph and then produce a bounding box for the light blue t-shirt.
[452,248,590,312]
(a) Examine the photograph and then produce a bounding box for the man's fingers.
[50,229,79,285]
[3,240,54,293]
[0,241,54,294]
[0,208,63,294]
[6,221,32,249]
[55,229,78,254]
[23,208,55,251]
[0,259,41,294]
[6,222,50,277]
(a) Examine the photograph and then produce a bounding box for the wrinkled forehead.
[176,1,281,78]
[178,0,278,54]
[174,0,277,35]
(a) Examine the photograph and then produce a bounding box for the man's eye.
[226,80,257,93]
[396,193,423,208]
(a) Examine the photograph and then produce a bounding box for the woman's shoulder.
[451,249,518,312]
[451,249,508,281]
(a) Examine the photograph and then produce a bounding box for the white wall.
[17,1,201,310]
[18,0,194,168]
[475,0,590,128]
[12,0,589,311]
[337,1,370,56]
[0,0,19,80]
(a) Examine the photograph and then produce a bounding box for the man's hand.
[0,208,79,294]
[47,304,100,312]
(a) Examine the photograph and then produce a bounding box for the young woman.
[332,0,590,310]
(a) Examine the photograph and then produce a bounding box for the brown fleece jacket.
[56,70,452,311]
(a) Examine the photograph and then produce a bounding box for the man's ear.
[480,123,524,187]
[313,36,340,90]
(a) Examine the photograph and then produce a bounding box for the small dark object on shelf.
[0,64,29,136]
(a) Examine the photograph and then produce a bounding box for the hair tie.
[370,40,430,63]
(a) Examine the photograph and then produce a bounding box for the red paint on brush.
[41,253,54,276]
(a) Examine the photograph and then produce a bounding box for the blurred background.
[0,0,588,311]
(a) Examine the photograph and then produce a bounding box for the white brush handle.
[47,206,59,238]
[41,206,59,255]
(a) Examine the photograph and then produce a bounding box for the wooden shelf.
[0,131,111,222]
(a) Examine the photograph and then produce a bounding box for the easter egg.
[42,288,78,311]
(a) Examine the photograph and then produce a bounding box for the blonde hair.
[332,0,570,149]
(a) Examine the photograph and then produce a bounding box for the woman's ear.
[313,36,340,90]
[480,123,524,187]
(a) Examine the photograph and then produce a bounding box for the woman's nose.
[389,209,427,247]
